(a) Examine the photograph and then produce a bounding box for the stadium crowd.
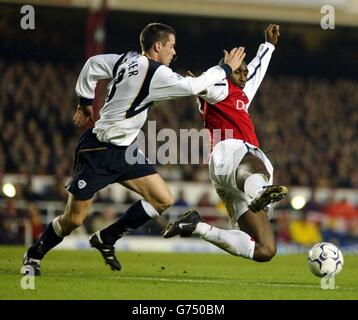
[1,7,358,246]
[0,60,78,178]
[1,60,357,188]
[1,59,358,247]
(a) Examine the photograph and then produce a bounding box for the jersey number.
[106,67,152,119]
[107,69,125,102]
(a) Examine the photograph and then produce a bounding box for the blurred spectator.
[274,212,291,243]
[322,197,358,245]
[42,176,69,202]
[122,190,137,205]
[197,191,214,207]
[202,198,229,229]
[173,190,190,208]
[26,202,44,241]
[0,198,24,243]
[22,175,43,201]
[288,211,323,246]
[304,189,323,213]
[323,197,358,221]
[96,188,115,204]
[90,206,117,233]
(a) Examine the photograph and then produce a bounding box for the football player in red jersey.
[164,25,288,262]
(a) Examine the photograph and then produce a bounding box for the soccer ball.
[307,242,344,277]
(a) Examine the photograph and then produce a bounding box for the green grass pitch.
[1,246,357,300]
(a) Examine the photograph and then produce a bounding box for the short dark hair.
[140,23,176,52]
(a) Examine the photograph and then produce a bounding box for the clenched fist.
[73,105,94,127]
[265,24,280,46]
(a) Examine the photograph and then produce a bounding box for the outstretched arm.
[150,47,245,100]
[244,24,280,105]
[185,71,228,116]
[158,47,245,104]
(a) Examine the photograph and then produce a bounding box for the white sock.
[194,222,255,259]
[141,199,160,217]
[244,173,269,199]
[52,216,64,238]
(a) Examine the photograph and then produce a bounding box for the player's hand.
[265,24,280,46]
[73,105,94,127]
[223,47,246,72]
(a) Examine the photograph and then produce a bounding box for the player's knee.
[159,194,174,213]
[255,244,276,262]
[70,214,85,228]
[151,193,174,214]
[62,206,87,233]
[262,244,276,262]
[61,215,84,235]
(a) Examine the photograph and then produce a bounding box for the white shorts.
[208,139,274,226]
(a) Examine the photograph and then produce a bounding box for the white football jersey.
[75,51,228,145]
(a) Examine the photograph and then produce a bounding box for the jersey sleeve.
[75,54,124,105]
[149,65,228,101]
[198,79,229,105]
[243,42,275,106]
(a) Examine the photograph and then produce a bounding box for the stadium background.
[1,0,358,256]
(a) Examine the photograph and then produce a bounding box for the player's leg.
[59,194,94,235]
[237,209,276,262]
[163,207,257,259]
[23,129,109,275]
[163,141,286,262]
[87,141,173,271]
[23,194,93,275]
[163,192,257,260]
[163,208,274,261]
[165,207,276,262]
[190,154,282,261]
[121,173,174,213]
[236,152,269,194]
[97,173,174,246]
[237,153,287,212]
[163,153,284,261]
[194,153,283,261]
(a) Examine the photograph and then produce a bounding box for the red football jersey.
[203,78,259,149]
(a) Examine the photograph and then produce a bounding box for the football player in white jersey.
[22,23,246,275]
